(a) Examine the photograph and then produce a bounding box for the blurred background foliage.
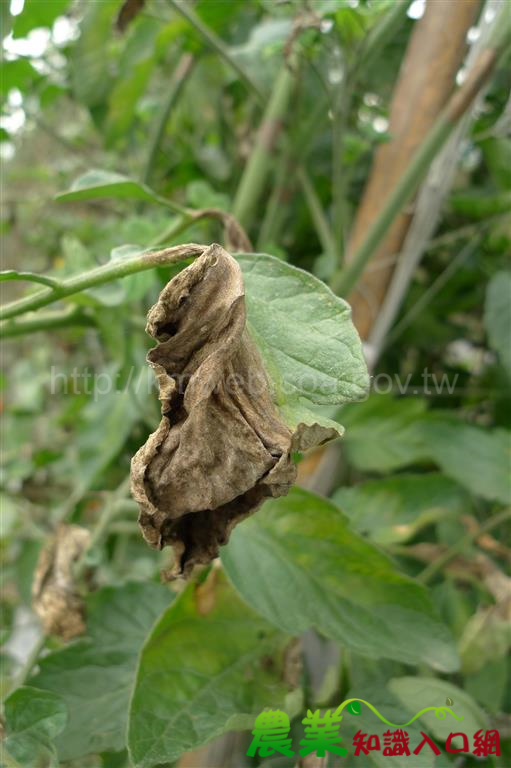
[0,0,510,767]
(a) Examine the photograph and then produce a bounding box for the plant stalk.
[143,53,195,185]
[167,0,263,103]
[330,46,500,296]
[232,63,296,230]
[0,244,205,322]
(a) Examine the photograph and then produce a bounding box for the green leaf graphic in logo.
[346,701,361,716]
[446,697,454,706]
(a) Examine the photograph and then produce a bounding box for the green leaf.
[333,473,468,545]
[128,574,292,768]
[237,253,369,407]
[30,582,171,761]
[388,677,488,746]
[484,270,511,377]
[465,657,508,714]
[449,190,511,218]
[420,421,511,505]
[12,0,69,37]
[221,487,458,671]
[340,395,430,472]
[480,137,511,190]
[55,169,168,206]
[3,686,68,768]
[342,684,436,768]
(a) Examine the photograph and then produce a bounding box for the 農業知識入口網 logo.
[246,698,500,760]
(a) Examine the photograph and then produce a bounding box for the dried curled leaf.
[131,244,297,576]
[32,524,90,640]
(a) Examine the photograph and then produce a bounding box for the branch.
[339,0,482,334]
[0,243,206,321]
[1,307,96,339]
[167,0,264,103]
[232,62,296,229]
[0,270,64,289]
[143,52,195,184]
[330,43,501,297]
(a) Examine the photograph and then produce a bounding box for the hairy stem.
[0,244,205,321]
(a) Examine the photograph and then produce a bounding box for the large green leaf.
[333,473,468,545]
[3,686,67,768]
[221,488,458,671]
[12,0,69,37]
[128,574,292,768]
[55,170,167,206]
[388,677,488,747]
[30,582,171,761]
[484,270,511,377]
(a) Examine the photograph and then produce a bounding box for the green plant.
[1,1,510,767]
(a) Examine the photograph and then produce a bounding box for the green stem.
[418,509,511,585]
[1,308,96,339]
[0,270,63,289]
[357,0,411,76]
[143,52,195,185]
[331,84,351,263]
[0,243,205,321]
[233,63,295,230]
[256,153,289,249]
[9,635,46,695]
[331,41,502,296]
[298,167,337,259]
[167,0,263,103]
[74,478,132,580]
[331,114,452,295]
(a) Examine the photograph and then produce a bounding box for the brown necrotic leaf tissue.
[131,244,296,576]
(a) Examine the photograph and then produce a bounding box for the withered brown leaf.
[131,244,296,577]
[32,524,90,641]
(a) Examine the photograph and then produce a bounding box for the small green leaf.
[484,270,511,377]
[31,582,171,761]
[3,686,68,768]
[346,700,361,715]
[128,574,292,768]
[55,169,167,206]
[222,487,458,671]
